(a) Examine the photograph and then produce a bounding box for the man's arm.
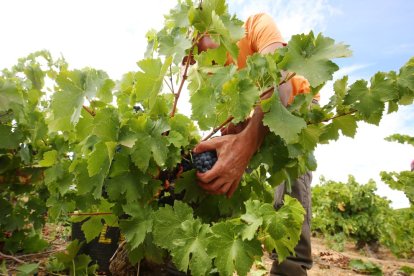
[195,42,293,198]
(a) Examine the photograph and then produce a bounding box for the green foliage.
[312,176,392,249]
[1,0,414,274]
[47,240,98,275]
[378,134,414,258]
[349,259,383,275]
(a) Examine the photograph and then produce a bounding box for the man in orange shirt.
[193,13,314,275]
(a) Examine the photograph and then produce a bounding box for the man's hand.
[194,132,256,198]
[220,118,250,136]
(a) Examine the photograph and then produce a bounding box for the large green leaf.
[279,32,352,87]
[262,94,307,143]
[208,221,262,276]
[134,57,172,109]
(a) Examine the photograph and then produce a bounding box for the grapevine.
[1,0,414,275]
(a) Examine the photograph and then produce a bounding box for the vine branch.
[0,251,26,264]
[170,45,194,118]
[68,212,112,216]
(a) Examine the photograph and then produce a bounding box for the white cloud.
[233,0,340,40]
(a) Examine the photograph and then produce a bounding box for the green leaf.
[120,205,153,250]
[190,86,218,130]
[152,202,194,250]
[196,46,228,66]
[279,32,352,87]
[240,200,264,241]
[0,124,23,149]
[49,70,86,131]
[343,79,385,124]
[397,57,414,91]
[262,94,307,143]
[134,57,172,109]
[39,150,58,167]
[208,221,262,276]
[170,220,212,275]
[153,202,212,275]
[298,125,323,151]
[158,29,192,65]
[22,235,48,253]
[175,170,207,203]
[92,108,119,142]
[87,141,115,177]
[16,263,39,276]
[349,259,383,275]
[260,196,305,263]
[217,76,259,123]
[81,216,104,243]
[131,134,152,172]
[0,80,23,112]
[164,2,191,28]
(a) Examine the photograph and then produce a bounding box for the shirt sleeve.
[246,13,287,53]
[289,76,311,104]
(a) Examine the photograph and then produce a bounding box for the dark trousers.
[270,172,313,276]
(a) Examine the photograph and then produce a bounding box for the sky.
[1,0,413,208]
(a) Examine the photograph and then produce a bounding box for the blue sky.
[1,0,413,207]
[322,0,414,77]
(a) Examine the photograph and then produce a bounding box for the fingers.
[193,138,220,154]
[198,177,227,194]
[196,161,221,183]
[226,179,240,198]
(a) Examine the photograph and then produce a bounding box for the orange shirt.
[227,13,318,104]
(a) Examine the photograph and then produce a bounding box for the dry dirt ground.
[257,237,414,276]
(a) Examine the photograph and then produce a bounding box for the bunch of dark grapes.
[157,157,194,206]
[193,151,217,173]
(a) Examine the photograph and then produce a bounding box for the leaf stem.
[164,78,174,94]
[308,109,357,125]
[202,116,234,141]
[82,105,95,117]
[169,64,175,93]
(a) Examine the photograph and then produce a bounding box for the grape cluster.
[193,151,217,173]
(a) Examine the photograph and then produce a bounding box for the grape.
[115,145,122,153]
[193,151,217,173]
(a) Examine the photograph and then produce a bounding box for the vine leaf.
[81,216,104,243]
[344,73,397,124]
[0,80,23,112]
[120,205,153,250]
[279,32,352,87]
[260,196,305,263]
[39,150,58,167]
[262,94,306,143]
[207,221,262,276]
[217,76,259,123]
[153,202,212,275]
[0,124,23,149]
[134,57,172,109]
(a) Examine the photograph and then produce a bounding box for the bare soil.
[258,237,414,276]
